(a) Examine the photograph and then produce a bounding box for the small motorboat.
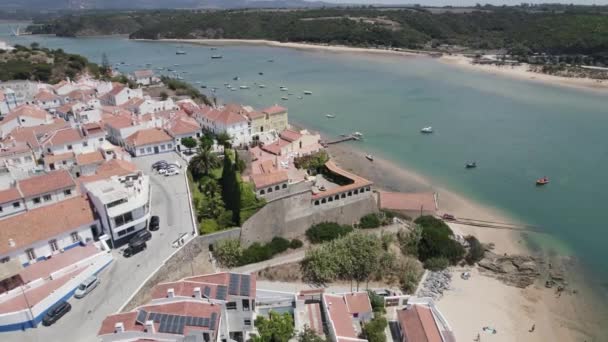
[287,93,294,96]
[353,132,363,137]
[297,96,303,99]
[465,162,477,169]
[258,84,266,88]
[211,47,217,50]
[259,72,264,75]
[268,59,274,62]
[211,55,223,59]
[536,177,549,186]
[325,114,335,118]
[233,76,239,81]
[421,126,433,134]
[239,85,249,89]
[200,85,207,88]
[195,81,201,84]
[366,154,374,162]
[281,96,289,100]
[304,90,312,95]
[280,87,288,91]
[176,50,186,55]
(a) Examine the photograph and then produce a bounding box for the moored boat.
[239,85,249,89]
[465,162,477,169]
[325,114,335,118]
[281,96,288,100]
[421,126,433,133]
[176,50,186,55]
[211,55,223,59]
[536,177,549,186]
[304,90,312,95]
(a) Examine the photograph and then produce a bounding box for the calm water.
[3,28,608,295]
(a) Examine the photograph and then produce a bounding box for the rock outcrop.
[417,270,452,299]
[477,252,540,288]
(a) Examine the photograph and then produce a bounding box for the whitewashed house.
[0,89,19,116]
[124,127,174,157]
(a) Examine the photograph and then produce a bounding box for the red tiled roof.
[77,159,139,185]
[280,129,302,142]
[261,138,290,156]
[262,105,287,115]
[397,305,443,342]
[344,292,372,314]
[0,187,21,204]
[214,110,247,126]
[42,128,83,146]
[109,84,126,96]
[4,105,49,122]
[103,113,134,130]
[43,151,76,165]
[183,272,257,298]
[125,128,173,147]
[0,196,95,255]
[83,122,105,136]
[251,171,288,190]
[76,151,105,165]
[133,69,154,78]
[66,89,96,101]
[3,119,70,148]
[167,117,201,136]
[324,294,358,339]
[378,191,437,213]
[34,90,59,102]
[17,170,75,198]
[312,160,373,200]
[119,97,145,109]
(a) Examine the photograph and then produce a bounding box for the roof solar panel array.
[203,286,211,298]
[240,274,250,297]
[228,273,240,295]
[136,309,148,324]
[216,285,227,300]
[209,312,217,330]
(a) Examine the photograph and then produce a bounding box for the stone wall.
[122,228,241,312]
[240,189,378,245]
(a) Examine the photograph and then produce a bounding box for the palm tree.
[216,131,232,148]
[189,144,220,178]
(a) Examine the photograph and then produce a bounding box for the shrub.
[240,243,274,265]
[214,238,242,268]
[306,222,353,244]
[398,225,422,257]
[423,257,450,271]
[465,235,485,265]
[269,237,290,255]
[359,213,381,229]
[418,226,465,264]
[199,219,219,234]
[289,239,303,249]
[414,215,452,235]
[293,150,329,173]
[367,291,386,314]
[361,316,388,342]
[399,257,423,293]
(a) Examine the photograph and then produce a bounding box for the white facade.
[22,184,78,210]
[0,196,26,219]
[85,173,151,244]
[138,98,177,115]
[0,89,19,116]
[131,141,174,157]
[112,87,144,107]
[0,80,37,105]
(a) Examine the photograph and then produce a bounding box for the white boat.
[195,81,201,84]
[211,55,223,59]
[421,126,433,134]
[176,50,186,55]
[297,96,303,99]
[304,91,312,95]
[353,132,363,137]
[239,85,250,89]
[176,76,184,80]
[258,84,266,88]
[366,154,374,161]
[280,87,288,91]
[325,114,335,118]
[281,97,288,100]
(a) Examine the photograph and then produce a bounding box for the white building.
[124,127,175,157]
[198,107,251,146]
[0,141,37,181]
[16,170,78,210]
[0,80,38,105]
[0,196,98,266]
[128,70,160,86]
[85,172,151,245]
[101,84,144,107]
[0,89,19,116]
[165,115,202,152]
[0,186,26,219]
[0,105,54,139]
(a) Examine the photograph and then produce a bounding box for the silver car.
[74,276,99,299]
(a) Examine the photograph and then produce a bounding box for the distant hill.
[0,0,337,11]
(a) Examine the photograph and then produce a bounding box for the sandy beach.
[326,142,603,342]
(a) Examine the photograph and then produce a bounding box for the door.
[154,146,159,154]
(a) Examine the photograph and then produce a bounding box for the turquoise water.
[3,29,608,294]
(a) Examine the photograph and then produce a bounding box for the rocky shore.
[417,270,452,299]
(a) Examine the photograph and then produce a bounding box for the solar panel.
[136,309,148,324]
[240,274,250,297]
[176,316,186,334]
[185,315,194,327]
[158,317,169,333]
[148,312,157,322]
[202,317,209,327]
[209,312,217,330]
[228,273,240,295]
[168,315,177,333]
[216,285,227,300]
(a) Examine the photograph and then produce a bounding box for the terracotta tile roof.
[4,105,49,122]
[312,160,373,200]
[76,151,105,165]
[77,159,139,185]
[125,128,173,147]
[133,69,154,78]
[262,105,287,115]
[0,187,21,205]
[261,138,290,156]
[177,101,199,115]
[378,191,437,213]
[0,142,31,157]
[223,103,244,113]
[82,122,105,136]
[151,280,222,300]
[397,305,443,342]
[56,103,74,114]
[0,196,95,255]
[214,110,247,126]
[183,272,257,298]
[34,90,59,102]
[344,292,372,314]
[166,117,201,136]
[280,129,302,142]
[97,312,141,336]
[17,170,75,198]
[3,119,70,148]
[246,110,265,120]
[109,84,126,96]
[251,171,288,190]
[119,97,145,109]
[43,151,76,165]
[103,113,134,130]
[66,89,96,101]
[324,294,358,339]
[41,128,84,146]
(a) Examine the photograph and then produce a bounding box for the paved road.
[3,153,195,342]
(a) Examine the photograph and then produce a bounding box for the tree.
[199,134,214,150]
[297,325,325,342]
[216,131,232,148]
[220,150,241,225]
[305,222,353,244]
[160,91,169,101]
[100,52,111,77]
[398,225,422,257]
[181,136,197,152]
[465,235,485,265]
[189,144,220,179]
[253,312,294,342]
[361,315,388,342]
[214,238,242,268]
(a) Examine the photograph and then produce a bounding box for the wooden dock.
[443,216,545,233]
[323,135,360,145]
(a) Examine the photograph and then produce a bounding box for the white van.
[74,276,99,299]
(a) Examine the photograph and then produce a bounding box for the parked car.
[164,168,180,176]
[42,301,71,326]
[158,166,178,175]
[441,213,456,221]
[131,229,152,244]
[151,160,167,169]
[124,240,147,257]
[149,215,160,231]
[74,276,100,299]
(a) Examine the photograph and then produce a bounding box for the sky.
[319,0,606,5]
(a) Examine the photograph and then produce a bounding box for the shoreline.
[325,142,605,341]
[152,38,608,95]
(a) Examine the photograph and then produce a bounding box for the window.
[62,160,67,165]
[99,138,104,142]
[314,200,319,206]
[49,239,59,252]
[71,232,80,243]
[13,202,20,208]
[24,156,32,162]
[114,212,134,227]
[282,183,287,189]
[275,185,280,191]
[12,158,21,165]
[0,206,3,212]
[139,148,145,154]
[242,299,250,311]
[107,198,127,208]
[0,256,9,263]
[167,144,173,149]
[43,194,52,201]
[244,319,251,326]
[33,197,41,204]
[67,145,73,150]
[226,302,237,310]
[64,189,72,196]
[117,230,127,237]
[260,189,265,195]
[83,141,88,147]
[26,248,36,261]
[146,147,152,153]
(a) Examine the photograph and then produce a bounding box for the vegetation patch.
[305,222,353,244]
[214,237,304,268]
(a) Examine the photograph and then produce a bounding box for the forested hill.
[29,7,608,57]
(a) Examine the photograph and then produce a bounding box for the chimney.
[114,322,124,333]
[193,287,201,299]
[167,288,175,298]
[144,320,155,333]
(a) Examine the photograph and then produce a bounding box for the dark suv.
[131,229,152,244]
[149,215,160,231]
[42,301,71,326]
[124,240,147,257]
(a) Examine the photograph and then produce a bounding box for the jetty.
[322,134,361,146]
[442,215,545,233]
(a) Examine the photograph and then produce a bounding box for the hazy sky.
[320,0,606,5]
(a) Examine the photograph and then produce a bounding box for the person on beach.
[529,324,535,332]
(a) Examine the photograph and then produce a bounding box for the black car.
[151,160,168,169]
[42,301,71,326]
[149,215,160,231]
[130,229,152,244]
[124,240,147,257]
